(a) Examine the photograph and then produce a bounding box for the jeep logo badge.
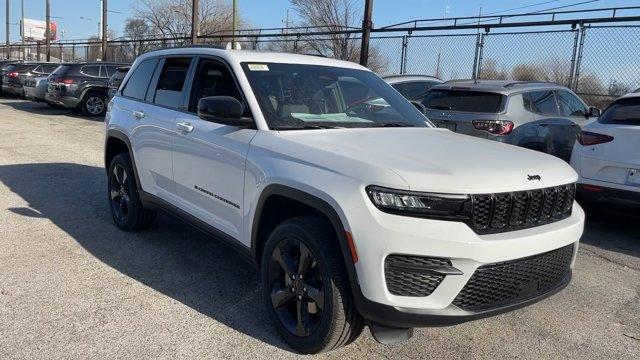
[527,174,542,181]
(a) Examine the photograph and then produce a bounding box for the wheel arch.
[105,129,142,190]
[251,184,361,291]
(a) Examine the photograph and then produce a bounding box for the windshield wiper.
[274,124,343,130]
[371,122,415,128]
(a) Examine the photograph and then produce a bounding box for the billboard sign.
[20,18,57,42]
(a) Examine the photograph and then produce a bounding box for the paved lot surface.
[0,98,638,359]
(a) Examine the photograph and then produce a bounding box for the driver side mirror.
[197,96,253,127]
[411,101,427,115]
[587,106,601,118]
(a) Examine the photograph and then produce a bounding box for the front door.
[172,57,257,242]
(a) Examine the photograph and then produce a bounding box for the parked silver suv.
[423,80,600,161]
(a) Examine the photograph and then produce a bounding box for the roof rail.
[503,81,558,88]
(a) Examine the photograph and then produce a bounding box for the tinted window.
[80,65,100,77]
[188,60,242,113]
[598,97,640,126]
[153,58,192,108]
[13,64,35,72]
[424,90,505,113]
[103,66,118,77]
[556,90,587,117]
[527,91,559,115]
[122,59,158,100]
[392,81,438,101]
[51,65,70,77]
[40,64,59,74]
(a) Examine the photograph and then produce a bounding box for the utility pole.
[231,0,237,49]
[46,0,50,61]
[21,0,24,60]
[5,0,9,59]
[191,0,199,44]
[359,0,373,67]
[102,0,108,60]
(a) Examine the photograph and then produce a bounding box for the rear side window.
[40,64,59,74]
[392,81,438,101]
[598,98,640,126]
[122,59,158,100]
[526,91,559,115]
[152,58,192,108]
[424,89,505,113]
[51,65,69,76]
[80,65,100,77]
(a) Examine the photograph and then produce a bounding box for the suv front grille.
[452,244,574,311]
[471,184,575,234]
[384,255,451,297]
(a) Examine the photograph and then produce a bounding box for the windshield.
[241,62,431,130]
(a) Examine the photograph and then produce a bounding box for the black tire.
[261,216,364,354]
[80,91,107,117]
[107,153,156,231]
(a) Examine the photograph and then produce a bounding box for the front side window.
[152,58,192,108]
[122,59,157,100]
[423,90,505,113]
[188,59,242,113]
[598,97,640,126]
[556,90,587,117]
[41,64,59,74]
[527,90,559,115]
[241,62,430,130]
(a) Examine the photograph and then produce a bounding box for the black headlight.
[366,185,472,220]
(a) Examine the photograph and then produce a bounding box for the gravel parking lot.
[0,98,638,359]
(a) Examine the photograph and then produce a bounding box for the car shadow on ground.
[0,162,289,351]
[581,208,640,259]
[0,98,102,121]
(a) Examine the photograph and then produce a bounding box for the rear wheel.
[81,92,107,116]
[261,217,364,354]
[108,153,156,231]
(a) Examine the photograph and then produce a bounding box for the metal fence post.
[568,29,580,89]
[71,45,75,61]
[573,25,587,92]
[400,34,409,74]
[472,32,485,80]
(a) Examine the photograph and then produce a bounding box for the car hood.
[269,127,577,194]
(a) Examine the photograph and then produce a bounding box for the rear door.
[119,57,181,201]
[171,56,257,242]
[580,98,640,187]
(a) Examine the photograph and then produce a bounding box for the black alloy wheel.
[109,163,131,223]
[268,238,325,337]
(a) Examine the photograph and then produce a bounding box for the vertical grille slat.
[471,184,575,234]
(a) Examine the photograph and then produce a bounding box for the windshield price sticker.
[248,64,269,71]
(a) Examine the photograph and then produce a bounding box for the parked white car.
[105,47,584,353]
[570,93,640,210]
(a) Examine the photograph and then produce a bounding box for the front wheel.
[81,92,107,117]
[261,217,364,354]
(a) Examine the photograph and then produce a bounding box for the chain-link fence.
[1,20,638,107]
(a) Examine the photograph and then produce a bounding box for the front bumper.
[357,271,571,328]
[344,193,584,327]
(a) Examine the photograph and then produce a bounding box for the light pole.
[191,0,199,44]
[359,0,373,66]
[6,0,10,59]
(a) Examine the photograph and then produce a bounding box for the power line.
[459,0,601,26]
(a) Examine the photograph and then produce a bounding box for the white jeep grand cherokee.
[104,47,584,354]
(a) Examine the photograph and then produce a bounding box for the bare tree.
[479,58,507,80]
[124,18,152,57]
[290,0,388,73]
[134,0,243,43]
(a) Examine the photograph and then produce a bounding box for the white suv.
[104,47,584,354]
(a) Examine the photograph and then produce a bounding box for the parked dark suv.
[2,62,59,97]
[45,61,128,116]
